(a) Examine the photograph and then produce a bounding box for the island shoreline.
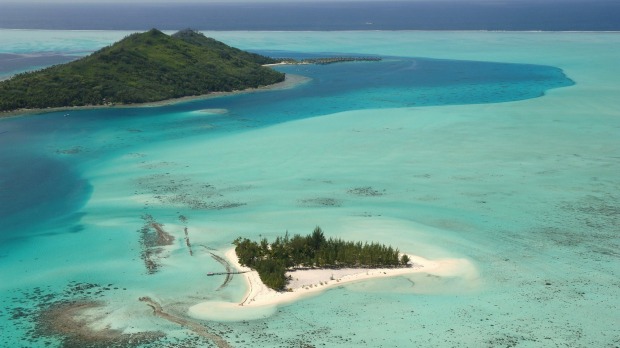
[0,73,310,119]
[187,248,476,321]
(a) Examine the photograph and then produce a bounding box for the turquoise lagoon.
[0,31,618,347]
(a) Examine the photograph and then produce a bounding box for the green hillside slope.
[0,29,285,112]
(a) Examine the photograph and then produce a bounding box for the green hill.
[0,29,285,112]
[172,29,276,65]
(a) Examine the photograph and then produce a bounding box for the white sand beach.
[188,248,475,321]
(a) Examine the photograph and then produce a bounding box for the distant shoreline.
[0,73,310,119]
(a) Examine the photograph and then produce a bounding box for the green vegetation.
[233,227,411,291]
[276,57,382,65]
[172,29,276,65]
[0,29,285,112]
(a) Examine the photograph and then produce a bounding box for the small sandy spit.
[188,248,474,321]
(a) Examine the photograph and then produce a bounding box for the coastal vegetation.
[0,29,284,112]
[233,227,411,290]
[275,57,382,65]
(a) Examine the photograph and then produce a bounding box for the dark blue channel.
[0,54,573,240]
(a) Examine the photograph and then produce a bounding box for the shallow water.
[0,30,618,347]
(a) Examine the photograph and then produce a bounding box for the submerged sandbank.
[0,73,310,118]
[35,300,165,347]
[188,248,476,321]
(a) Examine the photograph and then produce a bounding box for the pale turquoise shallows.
[0,30,618,347]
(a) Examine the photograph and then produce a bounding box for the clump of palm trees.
[233,227,410,291]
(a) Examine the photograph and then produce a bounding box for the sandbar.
[188,248,475,321]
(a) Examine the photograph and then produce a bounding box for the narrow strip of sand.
[188,248,475,321]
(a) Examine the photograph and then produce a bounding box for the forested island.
[233,227,411,290]
[0,29,284,112]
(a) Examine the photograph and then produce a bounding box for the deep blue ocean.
[0,0,618,31]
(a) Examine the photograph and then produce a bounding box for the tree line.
[0,29,284,112]
[275,57,382,65]
[233,226,411,291]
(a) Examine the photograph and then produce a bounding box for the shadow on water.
[0,153,92,241]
